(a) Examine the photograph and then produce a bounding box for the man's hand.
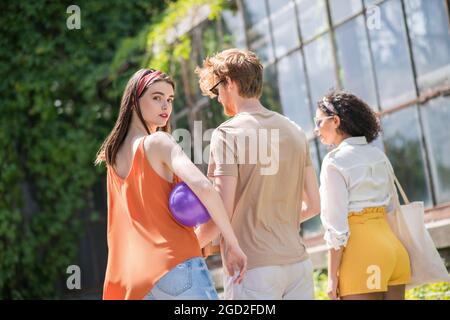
[222,241,247,285]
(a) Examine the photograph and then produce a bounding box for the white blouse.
[319,136,394,250]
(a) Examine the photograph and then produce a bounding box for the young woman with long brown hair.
[95,69,247,300]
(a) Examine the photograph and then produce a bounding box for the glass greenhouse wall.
[170,0,450,239]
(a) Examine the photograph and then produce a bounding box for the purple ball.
[169,182,211,227]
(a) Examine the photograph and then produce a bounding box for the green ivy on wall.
[145,0,226,71]
[0,0,231,299]
[0,0,169,299]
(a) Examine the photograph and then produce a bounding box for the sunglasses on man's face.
[209,79,224,96]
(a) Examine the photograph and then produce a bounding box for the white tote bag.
[384,158,450,290]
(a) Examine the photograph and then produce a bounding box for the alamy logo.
[66,265,81,290]
[172,121,280,176]
[366,5,381,30]
[66,5,81,30]
[366,265,381,290]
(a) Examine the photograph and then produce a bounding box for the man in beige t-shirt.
[195,49,320,300]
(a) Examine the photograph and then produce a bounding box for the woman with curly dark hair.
[315,90,411,300]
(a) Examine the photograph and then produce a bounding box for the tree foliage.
[0,0,170,298]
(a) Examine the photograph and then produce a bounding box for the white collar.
[338,136,368,148]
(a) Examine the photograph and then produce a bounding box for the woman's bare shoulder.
[143,132,178,161]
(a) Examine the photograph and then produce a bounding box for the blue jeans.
[143,257,219,300]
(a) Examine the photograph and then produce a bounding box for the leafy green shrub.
[0,0,168,299]
[406,281,450,300]
[313,270,450,300]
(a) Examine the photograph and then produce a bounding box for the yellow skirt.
[338,207,411,297]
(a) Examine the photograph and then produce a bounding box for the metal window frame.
[267,0,446,210]
[172,0,450,211]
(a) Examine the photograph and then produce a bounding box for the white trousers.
[223,259,315,300]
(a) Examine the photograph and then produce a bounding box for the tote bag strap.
[382,153,411,205]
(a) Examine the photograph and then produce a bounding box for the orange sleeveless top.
[102,137,202,300]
